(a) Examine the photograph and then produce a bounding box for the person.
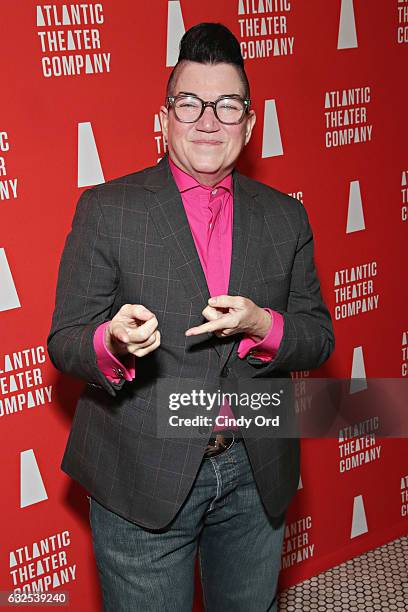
[47,22,334,612]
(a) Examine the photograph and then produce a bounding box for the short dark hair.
[166,23,250,100]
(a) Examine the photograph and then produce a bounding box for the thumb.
[208,295,232,309]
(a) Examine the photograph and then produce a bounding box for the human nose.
[195,105,220,131]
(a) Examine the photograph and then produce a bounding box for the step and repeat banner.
[0,1,407,609]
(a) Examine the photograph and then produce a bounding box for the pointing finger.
[185,316,230,337]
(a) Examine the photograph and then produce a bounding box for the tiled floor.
[278,536,408,611]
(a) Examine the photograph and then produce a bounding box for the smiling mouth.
[192,140,223,145]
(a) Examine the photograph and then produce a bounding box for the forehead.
[173,61,245,98]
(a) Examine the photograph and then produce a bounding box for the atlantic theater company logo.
[9,531,76,593]
[324,87,373,148]
[397,0,408,44]
[0,131,18,202]
[333,261,379,321]
[152,113,167,164]
[338,417,381,474]
[280,516,314,569]
[401,170,408,222]
[0,346,52,418]
[402,329,408,377]
[36,3,111,77]
[237,0,295,60]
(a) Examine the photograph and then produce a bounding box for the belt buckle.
[204,430,235,459]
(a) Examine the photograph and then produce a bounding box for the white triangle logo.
[9,552,18,568]
[338,0,358,49]
[67,31,75,51]
[346,180,365,233]
[77,122,105,187]
[0,248,21,312]
[85,55,94,74]
[261,100,283,158]
[401,171,407,187]
[350,346,367,394]
[166,1,185,67]
[297,474,303,490]
[154,114,161,132]
[20,450,48,508]
[351,494,368,538]
[36,6,45,27]
[53,574,61,588]
[62,5,71,25]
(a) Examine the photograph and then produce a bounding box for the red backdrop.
[0,1,407,609]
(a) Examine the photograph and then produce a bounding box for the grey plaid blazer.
[47,154,334,529]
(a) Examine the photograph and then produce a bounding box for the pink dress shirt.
[93,158,284,431]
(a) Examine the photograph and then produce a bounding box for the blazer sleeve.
[47,187,125,397]
[247,199,335,376]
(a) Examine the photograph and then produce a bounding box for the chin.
[193,165,221,175]
[190,155,223,174]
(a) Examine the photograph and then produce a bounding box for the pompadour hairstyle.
[166,23,250,99]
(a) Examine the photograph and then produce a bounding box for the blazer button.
[198,424,208,435]
[220,366,230,377]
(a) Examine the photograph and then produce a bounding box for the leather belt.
[203,429,239,459]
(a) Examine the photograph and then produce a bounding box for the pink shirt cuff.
[94,321,136,382]
[237,308,284,362]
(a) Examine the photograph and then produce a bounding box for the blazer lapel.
[142,157,211,313]
[218,172,264,372]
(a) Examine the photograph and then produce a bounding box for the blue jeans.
[89,438,286,612]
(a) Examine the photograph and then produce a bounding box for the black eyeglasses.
[166,94,251,125]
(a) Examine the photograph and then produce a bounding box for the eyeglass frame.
[166,94,251,125]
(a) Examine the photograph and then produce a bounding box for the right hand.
[105,304,161,358]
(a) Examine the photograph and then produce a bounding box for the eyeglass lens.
[172,96,246,124]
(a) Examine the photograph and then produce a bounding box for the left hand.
[185,295,271,342]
